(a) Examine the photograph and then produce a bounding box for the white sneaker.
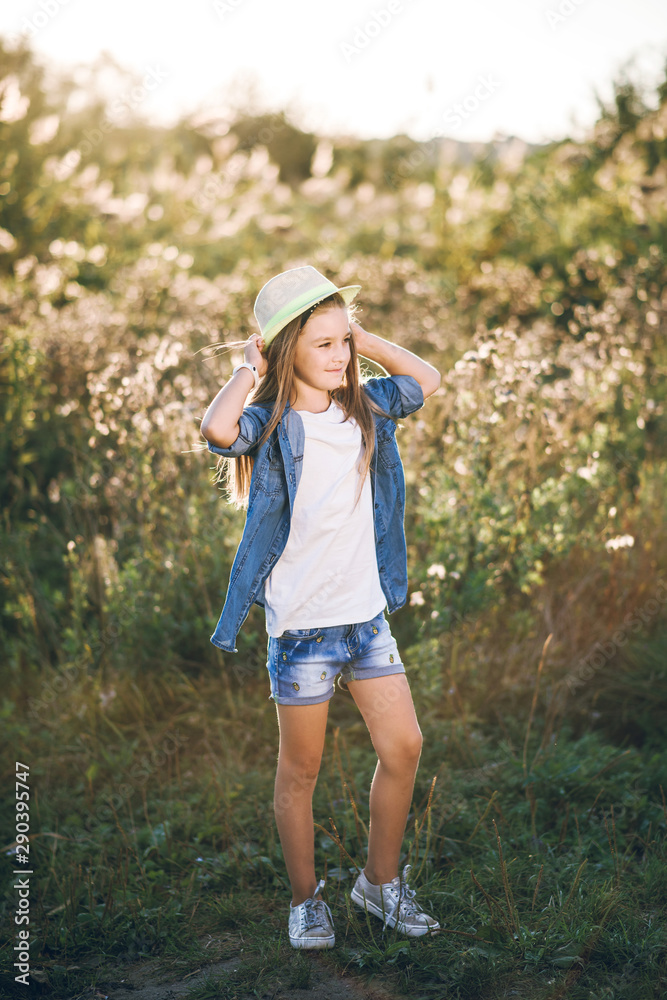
[351,864,440,937]
[288,878,335,949]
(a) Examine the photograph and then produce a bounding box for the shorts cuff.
[269,691,334,706]
[340,663,405,684]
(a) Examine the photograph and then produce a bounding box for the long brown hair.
[214,292,393,509]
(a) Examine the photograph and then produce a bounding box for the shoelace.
[381,865,426,920]
[300,896,331,931]
[297,878,331,932]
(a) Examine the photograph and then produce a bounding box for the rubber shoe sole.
[288,928,335,949]
[350,878,440,937]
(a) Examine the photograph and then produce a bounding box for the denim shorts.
[266,610,405,706]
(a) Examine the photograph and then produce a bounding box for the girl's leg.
[274,700,330,906]
[344,673,423,885]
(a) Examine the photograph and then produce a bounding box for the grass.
[1,614,667,999]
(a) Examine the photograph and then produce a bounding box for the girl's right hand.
[244,334,268,378]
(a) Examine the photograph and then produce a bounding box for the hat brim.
[261,284,361,347]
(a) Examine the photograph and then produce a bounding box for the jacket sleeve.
[362,374,425,419]
[205,405,271,458]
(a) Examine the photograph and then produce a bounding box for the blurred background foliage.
[0,35,666,738]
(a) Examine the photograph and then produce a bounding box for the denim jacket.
[206,374,424,652]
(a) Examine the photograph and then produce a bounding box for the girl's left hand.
[350,320,372,356]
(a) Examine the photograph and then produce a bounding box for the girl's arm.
[201,334,267,448]
[350,322,441,398]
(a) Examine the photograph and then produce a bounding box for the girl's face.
[291,306,351,398]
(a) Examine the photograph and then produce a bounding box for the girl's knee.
[401,729,423,762]
[277,755,322,786]
[274,762,320,816]
[377,728,423,770]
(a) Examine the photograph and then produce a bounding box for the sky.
[2,0,667,144]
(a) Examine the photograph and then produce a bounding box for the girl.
[201,266,441,949]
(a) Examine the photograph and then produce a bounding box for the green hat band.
[263,282,335,344]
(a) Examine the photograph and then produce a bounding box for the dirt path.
[69,950,402,1000]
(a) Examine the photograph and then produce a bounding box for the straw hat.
[254,266,361,348]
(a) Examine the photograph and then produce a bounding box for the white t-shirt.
[264,399,387,637]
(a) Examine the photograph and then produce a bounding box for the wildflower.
[605,534,634,551]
